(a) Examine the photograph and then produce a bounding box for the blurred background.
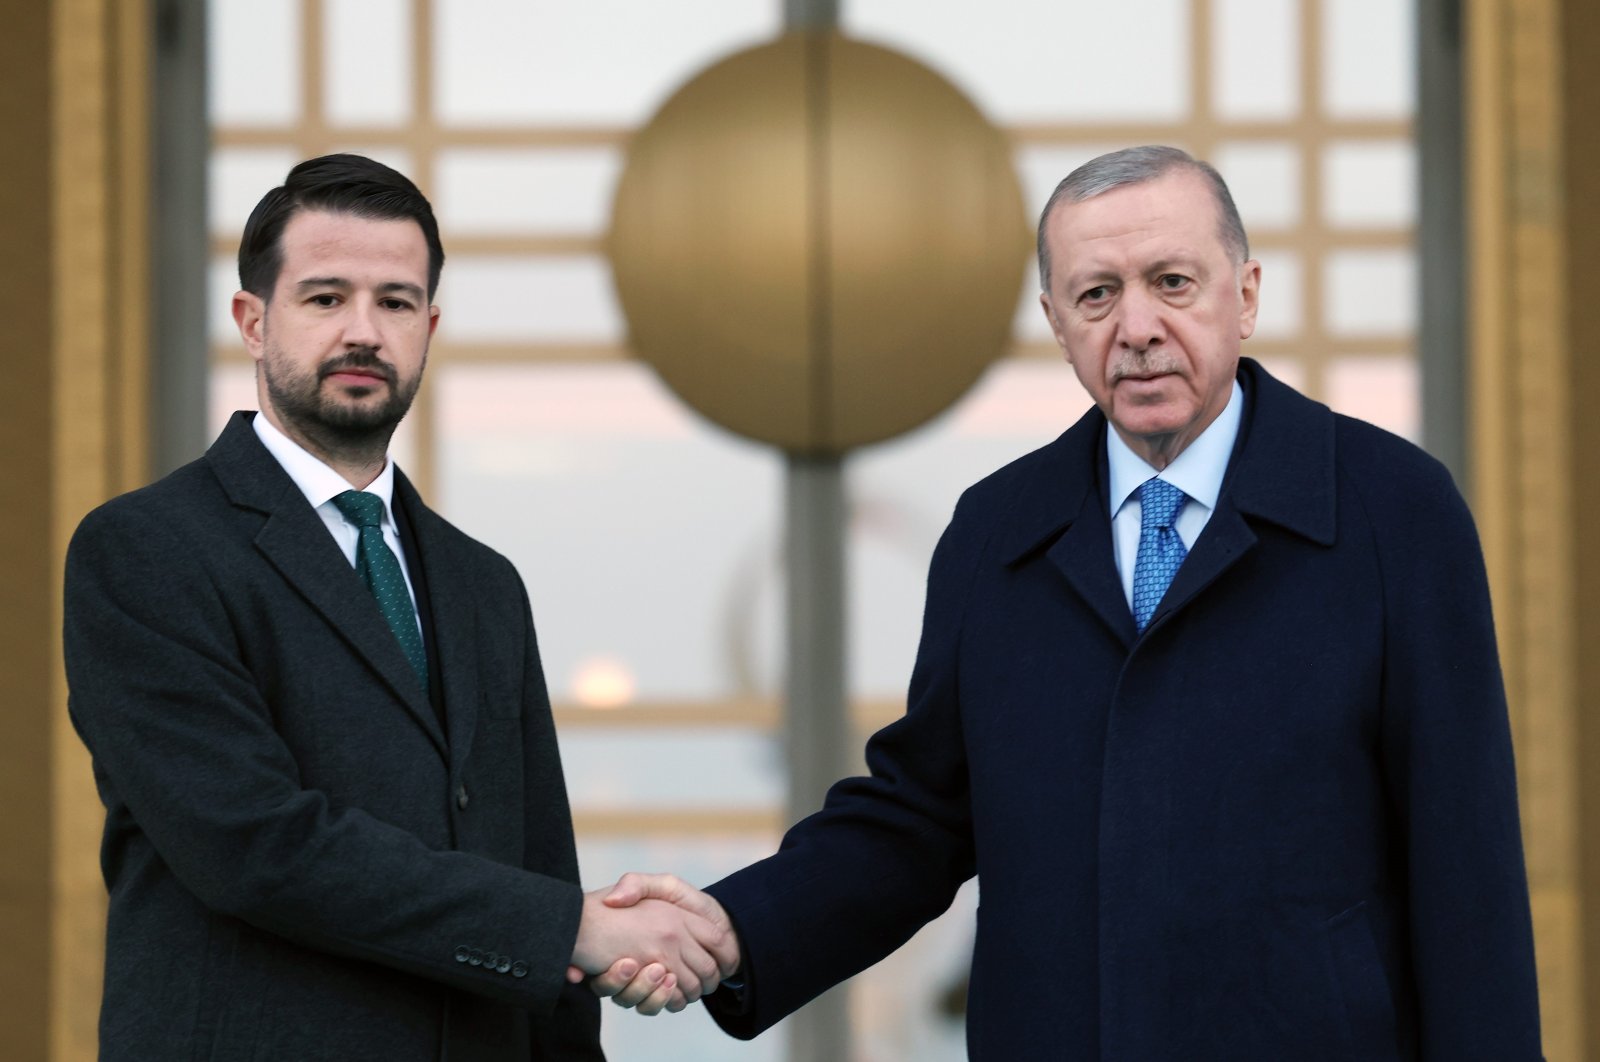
[6,0,1599,1059]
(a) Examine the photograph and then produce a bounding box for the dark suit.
[64,412,602,1061]
[704,360,1541,1060]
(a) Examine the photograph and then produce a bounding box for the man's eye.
[1080,286,1111,303]
[1159,274,1190,290]
[310,294,339,307]
[380,298,414,312]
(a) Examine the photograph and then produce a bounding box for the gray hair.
[1035,145,1249,290]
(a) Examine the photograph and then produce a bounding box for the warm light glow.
[570,655,637,709]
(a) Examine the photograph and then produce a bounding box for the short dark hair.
[238,153,446,300]
[1036,145,1249,290]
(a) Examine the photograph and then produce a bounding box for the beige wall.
[1468,0,1600,1057]
[0,3,60,1058]
[0,2,151,1059]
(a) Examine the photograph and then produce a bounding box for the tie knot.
[1138,477,1187,530]
[332,490,385,529]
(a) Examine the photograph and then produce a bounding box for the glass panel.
[1324,248,1415,336]
[1326,355,1419,442]
[1250,249,1303,339]
[325,0,413,127]
[434,364,782,702]
[1213,141,1301,233]
[435,256,623,342]
[209,0,301,126]
[562,729,782,810]
[847,0,1190,123]
[1322,140,1416,228]
[850,360,1094,698]
[433,0,782,126]
[435,148,624,235]
[1212,0,1300,120]
[576,835,784,1061]
[1322,0,1415,118]
[210,148,299,234]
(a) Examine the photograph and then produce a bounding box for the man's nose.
[340,297,383,349]
[1116,287,1166,351]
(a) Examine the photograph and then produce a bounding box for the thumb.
[601,871,683,908]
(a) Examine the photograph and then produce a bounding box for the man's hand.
[565,874,741,1016]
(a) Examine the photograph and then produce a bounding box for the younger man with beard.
[63,155,734,1061]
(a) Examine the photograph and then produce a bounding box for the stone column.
[1466,0,1600,1057]
[0,2,154,1058]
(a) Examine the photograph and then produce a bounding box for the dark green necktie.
[331,490,428,689]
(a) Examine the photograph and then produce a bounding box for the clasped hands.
[567,873,741,1015]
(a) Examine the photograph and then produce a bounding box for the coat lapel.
[996,360,1338,647]
[207,413,449,758]
[1000,411,1138,650]
[395,475,482,779]
[1144,360,1338,635]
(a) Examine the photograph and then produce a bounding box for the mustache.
[1109,351,1182,381]
[319,348,396,385]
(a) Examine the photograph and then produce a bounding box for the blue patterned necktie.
[331,490,428,689]
[1131,477,1189,632]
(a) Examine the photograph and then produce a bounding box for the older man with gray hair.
[588,145,1542,1060]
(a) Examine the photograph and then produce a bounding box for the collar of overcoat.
[996,357,1339,650]
[206,412,482,766]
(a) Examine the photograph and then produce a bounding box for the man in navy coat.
[64,155,734,1061]
[589,146,1543,1059]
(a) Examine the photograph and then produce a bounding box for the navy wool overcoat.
[704,359,1541,1060]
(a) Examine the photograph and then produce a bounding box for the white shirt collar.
[251,411,398,525]
[1107,379,1244,516]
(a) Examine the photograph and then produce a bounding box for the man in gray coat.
[64,154,734,1061]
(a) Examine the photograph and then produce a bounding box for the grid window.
[207,3,1418,1056]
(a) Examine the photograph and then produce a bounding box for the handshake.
[567,873,742,1015]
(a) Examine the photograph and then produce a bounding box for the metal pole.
[784,2,852,1057]
[784,0,839,29]
[783,455,854,1062]
[150,0,211,475]
[1417,0,1468,491]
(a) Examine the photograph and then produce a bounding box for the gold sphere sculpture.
[608,31,1030,455]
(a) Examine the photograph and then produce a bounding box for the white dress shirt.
[1106,380,1244,610]
[252,412,423,637]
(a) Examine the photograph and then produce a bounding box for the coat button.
[454,946,470,964]
[496,956,512,974]
[467,948,484,967]
[511,961,529,978]
[456,785,469,810]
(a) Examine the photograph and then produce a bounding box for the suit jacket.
[703,359,1542,1060]
[64,412,603,1061]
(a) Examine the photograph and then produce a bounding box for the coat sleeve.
[703,488,991,1039]
[1362,454,1543,1059]
[63,499,584,1015]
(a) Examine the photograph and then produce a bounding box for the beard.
[261,342,424,446]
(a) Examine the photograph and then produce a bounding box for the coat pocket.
[1324,901,1400,1060]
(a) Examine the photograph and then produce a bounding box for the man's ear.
[233,290,267,361]
[1236,259,1262,341]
